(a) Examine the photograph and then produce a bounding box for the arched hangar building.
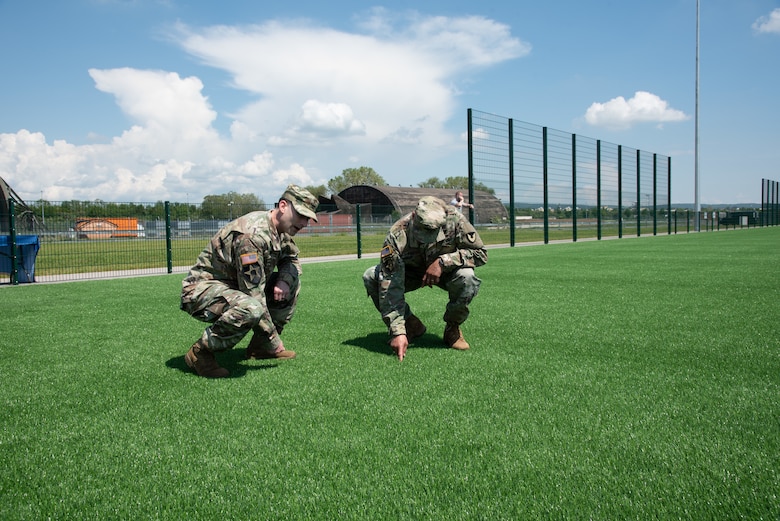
[322,185,507,225]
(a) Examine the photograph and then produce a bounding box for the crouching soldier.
[362,196,487,362]
[180,185,319,377]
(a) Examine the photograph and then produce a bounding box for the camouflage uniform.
[181,210,302,353]
[363,197,488,337]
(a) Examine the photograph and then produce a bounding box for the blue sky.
[1,0,778,205]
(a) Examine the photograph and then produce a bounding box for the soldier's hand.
[273,280,291,302]
[389,335,408,362]
[422,259,443,287]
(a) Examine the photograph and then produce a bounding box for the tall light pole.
[694,0,701,231]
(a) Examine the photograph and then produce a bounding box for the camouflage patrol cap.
[412,196,447,243]
[282,184,319,222]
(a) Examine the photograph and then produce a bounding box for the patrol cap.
[282,184,319,222]
[412,196,447,243]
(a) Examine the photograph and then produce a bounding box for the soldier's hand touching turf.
[389,334,408,362]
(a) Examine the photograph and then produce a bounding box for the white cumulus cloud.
[0,10,528,202]
[752,8,780,33]
[89,68,223,159]
[584,91,689,130]
[173,13,528,150]
[292,100,366,138]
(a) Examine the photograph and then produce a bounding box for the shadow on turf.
[342,331,449,359]
[165,348,282,378]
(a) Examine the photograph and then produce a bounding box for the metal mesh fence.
[2,109,776,285]
[0,199,399,284]
[468,109,674,245]
[762,178,780,226]
[1,193,768,286]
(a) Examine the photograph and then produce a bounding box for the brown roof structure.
[0,176,40,233]
[332,185,507,224]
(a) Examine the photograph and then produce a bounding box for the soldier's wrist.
[268,332,283,350]
[389,325,406,337]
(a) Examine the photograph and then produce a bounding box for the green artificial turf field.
[1,228,778,519]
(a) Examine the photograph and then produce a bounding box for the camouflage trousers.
[362,265,481,326]
[181,272,299,352]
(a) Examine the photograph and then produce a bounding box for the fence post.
[467,108,475,228]
[165,201,173,273]
[356,204,362,259]
[9,198,18,285]
[761,179,766,227]
[543,127,549,244]
[653,153,658,236]
[572,134,577,242]
[596,139,602,240]
[636,150,641,237]
[508,119,516,247]
[667,157,672,234]
[618,145,623,238]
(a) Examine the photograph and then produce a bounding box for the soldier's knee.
[451,268,481,300]
[211,297,266,333]
[232,298,265,324]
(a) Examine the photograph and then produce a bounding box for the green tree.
[328,166,386,194]
[418,177,445,188]
[304,184,328,199]
[443,176,466,189]
[418,176,495,195]
[201,192,265,219]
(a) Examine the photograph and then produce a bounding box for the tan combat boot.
[405,314,427,342]
[184,339,230,378]
[244,334,296,360]
[444,323,470,350]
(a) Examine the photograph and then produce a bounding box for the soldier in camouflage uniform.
[362,196,488,361]
[180,185,319,378]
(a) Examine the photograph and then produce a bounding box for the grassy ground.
[1,228,778,519]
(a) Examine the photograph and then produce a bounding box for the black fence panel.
[468,109,672,244]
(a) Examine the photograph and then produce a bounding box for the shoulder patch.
[240,252,259,265]
[381,245,394,258]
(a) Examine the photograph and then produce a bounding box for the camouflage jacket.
[379,208,487,336]
[181,211,301,340]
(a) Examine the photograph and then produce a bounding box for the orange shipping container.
[75,218,138,239]
[106,218,138,237]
